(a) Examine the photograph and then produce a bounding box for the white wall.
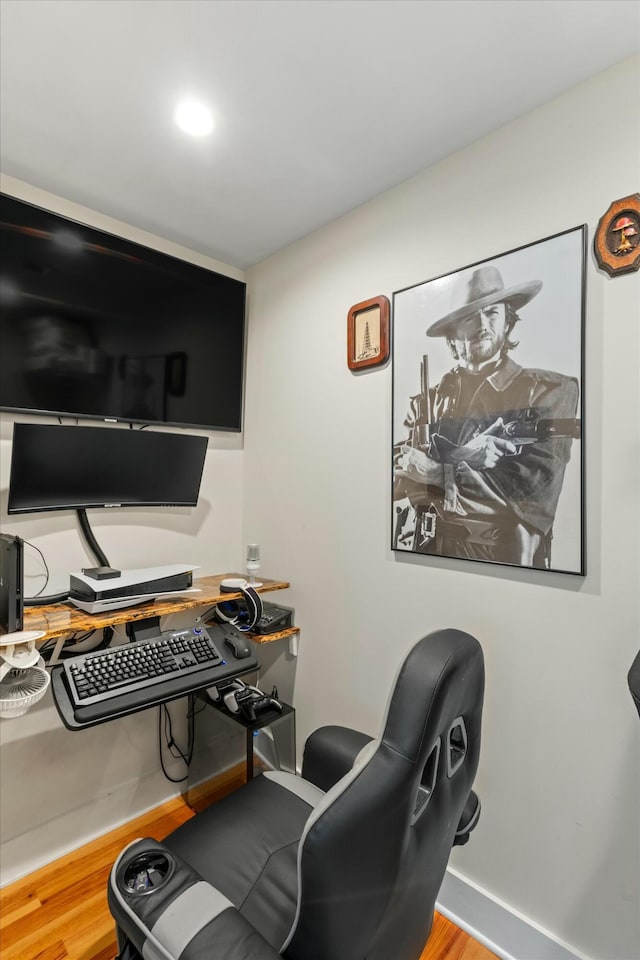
[243,57,640,960]
[0,175,248,883]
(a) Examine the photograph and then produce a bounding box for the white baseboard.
[436,868,590,960]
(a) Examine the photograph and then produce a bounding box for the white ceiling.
[1,0,638,269]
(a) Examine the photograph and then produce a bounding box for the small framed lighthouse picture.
[347,295,390,371]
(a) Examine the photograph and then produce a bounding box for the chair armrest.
[109,838,283,960]
[453,791,481,846]
[301,724,374,791]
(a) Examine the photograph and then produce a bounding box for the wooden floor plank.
[420,912,489,960]
[0,891,41,929]
[0,880,42,917]
[0,891,105,960]
[62,908,120,960]
[29,942,68,960]
[1,783,497,960]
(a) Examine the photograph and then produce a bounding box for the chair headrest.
[381,628,484,762]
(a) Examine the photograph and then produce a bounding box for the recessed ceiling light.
[175,100,214,137]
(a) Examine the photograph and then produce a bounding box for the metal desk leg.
[246,728,254,780]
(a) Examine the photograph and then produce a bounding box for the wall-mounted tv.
[0,193,246,431]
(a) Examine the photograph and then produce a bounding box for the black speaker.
[0,533,24,635]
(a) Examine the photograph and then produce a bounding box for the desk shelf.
[35,575,298,731]
[247,626,300,645]
[23,574,291,643]
[188,693,296,807]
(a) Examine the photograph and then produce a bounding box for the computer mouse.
[224,634,252,659]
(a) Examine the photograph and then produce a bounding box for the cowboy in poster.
[392,229,584,573]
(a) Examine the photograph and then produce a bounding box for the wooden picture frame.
[594,193,640,276]
[347,295,390,371]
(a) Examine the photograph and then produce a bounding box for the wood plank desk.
[24,574,294,643]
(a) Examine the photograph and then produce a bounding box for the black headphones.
[214,578,263,632]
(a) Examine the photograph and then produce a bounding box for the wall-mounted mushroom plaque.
[594,194,640,276]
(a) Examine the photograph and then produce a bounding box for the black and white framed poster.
[392,226,585,574]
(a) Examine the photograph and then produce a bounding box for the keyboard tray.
[50,623,260,730]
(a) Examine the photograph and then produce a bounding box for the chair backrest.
[284,627,484,960]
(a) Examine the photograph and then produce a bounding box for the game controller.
[240,694,283,722]
[221,682,282,722]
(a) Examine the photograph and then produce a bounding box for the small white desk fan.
[0,630,49,719]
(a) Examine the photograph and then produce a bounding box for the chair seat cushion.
[163,773,322,951]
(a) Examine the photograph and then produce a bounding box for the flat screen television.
[7,423,208,513]
[0,193,246,431]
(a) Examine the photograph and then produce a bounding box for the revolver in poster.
[430,415,582,463]
[498,417,581,445]
[409,354,432,451]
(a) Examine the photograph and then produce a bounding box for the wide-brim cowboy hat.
[426,265,542,337]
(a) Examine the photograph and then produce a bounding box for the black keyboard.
[64,627,223,707]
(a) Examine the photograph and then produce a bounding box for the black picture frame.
[392,226,586,575]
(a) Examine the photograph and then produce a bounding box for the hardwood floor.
[0,772,497,960]
[420,915,497,960]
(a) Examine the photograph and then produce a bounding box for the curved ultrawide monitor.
[8,423,208,513]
